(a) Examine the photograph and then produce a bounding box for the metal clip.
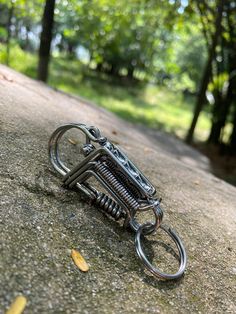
[49,123,187,280]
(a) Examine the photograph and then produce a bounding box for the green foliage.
[49,60,211,141]
[1,44,210,141]
[1,0,235,149]
[0,0,44,19]
[171,22,207,92]
[0,26,7,39]
[0,42,36,73]
[55,0,184,77]
[48,59,210,140]
[0,0,209,93]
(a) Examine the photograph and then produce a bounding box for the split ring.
[135,223,187,280]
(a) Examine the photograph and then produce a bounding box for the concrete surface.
[0,65,236,313]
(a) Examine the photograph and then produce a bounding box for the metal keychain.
[48,123,187,280]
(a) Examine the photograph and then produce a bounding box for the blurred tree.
[0,0,235,154]
[223,1,236,152]
[186,0,224,144]
[54,0,79,58]
[186,0,236,153]
[6,0,14,65]
[58,0,183,79]
[37,0,55,81]
[170,20,207,93]
[0,0,44,62]
[208,35,236,146]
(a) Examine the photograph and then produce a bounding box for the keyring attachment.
[48,123,187,280]
[135,223,187,280]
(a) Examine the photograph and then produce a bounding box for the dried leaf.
[6,296,27,314]
[71,249,89,272]
[112,140,120,145]
[68,138,78,145]
[0,74,14,82]
[144,147,153,153]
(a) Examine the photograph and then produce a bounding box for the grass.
[0,44,211,141]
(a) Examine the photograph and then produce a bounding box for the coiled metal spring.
[106,159,141,199]
[95,192,125,220]
[94,162,139,212]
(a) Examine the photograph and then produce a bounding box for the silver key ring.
[135,223,187,280]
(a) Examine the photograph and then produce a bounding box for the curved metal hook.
[48,123,107,176]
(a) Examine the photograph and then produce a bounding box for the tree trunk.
[25,24,30,51]
[185,0,224,144]
[208,78,234,144]
[127,67,134,79]
[207,98,222,145]
[67,42,75,58]
[208,3,236,146]
[6,3,14,66]
[96,62,103,72]
[37,0,56,82]
[208,59,236,145]
[229,102,236,153]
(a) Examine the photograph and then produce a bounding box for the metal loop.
[48,123,107,176]
[135,223,187,280]
[129,200,163,234]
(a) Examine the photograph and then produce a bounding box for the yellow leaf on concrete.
[71,249,89,272]
[68,138,78,145]
[6,296,27,314]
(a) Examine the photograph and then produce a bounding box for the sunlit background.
[0,0,235,184]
